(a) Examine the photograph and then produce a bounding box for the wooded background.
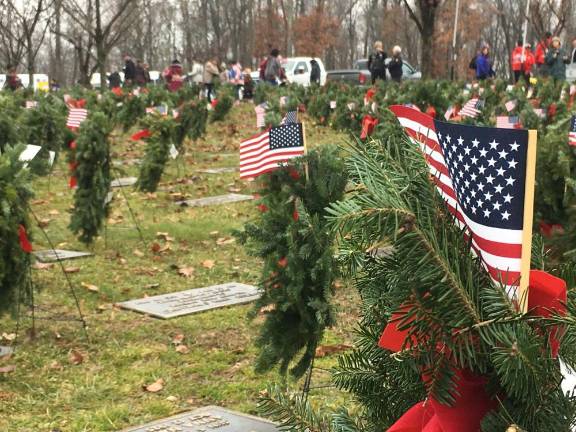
[0,0,575,85]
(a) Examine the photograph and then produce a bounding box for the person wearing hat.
[368,41,388,84]
[475,44,495,81]
[545,37,570,81]
[123,54,137,87]
[163,59,184,92]
[388,46,403,82]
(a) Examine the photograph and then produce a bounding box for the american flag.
[569,115,576,147]
[279,96,288,107]
[505,100,517,112]
[280,111,297,125]
[254,103,267,128]
[460,98,484,118]
[239,123,305,179]
[25,101,38,109]
[496,116,520,129]
[66,108,88,129]
[390,105,534,291]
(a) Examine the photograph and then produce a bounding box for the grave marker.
[197,167,237,174]
[121,406,278,432]
[0,346,13,357]
[111,177,138,188]
[118,282,260,319]
[33,249,93,263]
[176,194,253,208]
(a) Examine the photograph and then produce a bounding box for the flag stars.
[446,134,452,143]
[505,176,516,186]
[489,140,499,150]
[472,138,480,147]
[483,209,491,218]
[464,146,471,155]
[493,201,502,211]
[479,148,488,157]
[496,167,506,176]
[463,163,470,171]
[509,141,520,151]
[478,165,487,174]
[457,136,464,145]
[487,157,497,167]
[486,174,495,184]
[503,193,513,203]
[471,156,478,165]
[498,149,508,159]
[484,191,493,201]
[495,184,504,194]
[501,211,511,220]
[508,159,518,169]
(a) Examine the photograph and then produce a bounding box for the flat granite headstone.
[33,249,93,263]
[111,177,138,188]
[121,406,278,432]
[0,346,13,357]
[197,167,237,174]
[118,282,260,319]
[176,193,253,208]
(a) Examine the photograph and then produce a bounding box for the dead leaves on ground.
[177,266,195,278]
[68,349,85,365]
[201,260,215,269]
[80,282,99,293]
[144,378,165,393]
[315,344,353,358]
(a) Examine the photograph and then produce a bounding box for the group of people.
[202,57,254,103]
[472,33,576,83]
[368,41,404,84]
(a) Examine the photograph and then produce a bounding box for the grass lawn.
[0,103,359,431]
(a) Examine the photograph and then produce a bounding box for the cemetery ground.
[0,104,358,431]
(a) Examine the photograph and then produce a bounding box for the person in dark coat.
[135,60,148,86]
[475,44,495,80]
[388,45,403,82]
[3,66,23,91]
[123,54,137,86]
[368,41,387,84]
[310,59,321,84]
[545,36,570,81]
[108,71,122,89]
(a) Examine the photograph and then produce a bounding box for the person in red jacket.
[163,59,184,92]
[535,31,552,76]
[523,44,536,81]
[511,39,524,82]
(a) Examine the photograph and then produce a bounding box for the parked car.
[327,58,421,85]
[0,73,49,91]
[281,57,326,86]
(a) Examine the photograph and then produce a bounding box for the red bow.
[382,270,567,432]
[18,224,33,253]
[111,87,123,97]
[360,115,379,140]
[131,129,152,141]
[364,88,377,105]
[68,161,78,189]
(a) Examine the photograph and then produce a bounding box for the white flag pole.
[450,0,461,80]
[521,0,530,63]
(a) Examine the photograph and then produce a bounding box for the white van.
[281,57,326,86]
[0,73,49,91]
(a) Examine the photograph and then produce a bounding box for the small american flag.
[444,105,455,120]
[569,115,576,147]
[533,108,546,119]
[403,103,421,112]
[279,96,288,107]
[255,103,267,128]
[505,100,517,112]
[460,98,484,118]
[145,107,155,114]
[240,123,305,179]
[66,108,88,129]
[25,101,38,109]
[280,111,297,125]
[391,105,535,292]
[496,116,520,129]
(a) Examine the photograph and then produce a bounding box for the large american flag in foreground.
[390,105,535,293]
[240,123,305,179]
[570,115,576,147]
[66,108,88,129]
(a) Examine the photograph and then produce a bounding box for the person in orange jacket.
[535,31,552,76]
[511,39,524,82]
[523,43,536,81]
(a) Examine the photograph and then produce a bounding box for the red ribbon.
[18,224,33,253]
[539,221,564,238]
[364,88,376,104]
[131,129,152,141]
[360,115,379,139]
[382,270,567,432]
[111,87,123,97]
[211,99,219,108]
[68,161,78,189]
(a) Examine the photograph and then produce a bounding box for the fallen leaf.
[68,350,85,365]
[177,266,195,278]
[144,378,164,393]
[37,218,52,228]
[156,232,174,242]
[201,260,215,269]
[259,304,276,314]
[31,199,48,205]
[216,237,236,246]
[48,209,60,216]
[172,334,185,345]
[133,249,145,257]
[150,242,161,253]
[1,333,16,341]
[315,344,353,358]
[166,395,178,402]
[175,345,189,354]
[0,365,16,374]
[32,262,54,270]
[81,282,99,292]
[209,231,219,237]
[64,266,80,274]
[228,187,242,193]
[49,361,63,371]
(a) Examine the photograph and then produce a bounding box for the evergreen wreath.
[174,100,208,149]
[210,89,234,122]
[0,145,34,316]
[136,114,177,193]
[237,146,348,377]
[68,112,112,245]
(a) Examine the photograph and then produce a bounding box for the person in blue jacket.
[475,44,495,80]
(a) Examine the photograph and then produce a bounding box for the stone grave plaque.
[33,249,93,263]
[121,406,278,432]
[118,282,260,319]
[0,346,13,357]
[111,177,138,188]
[176,193,253,208]
[197,167,237,174]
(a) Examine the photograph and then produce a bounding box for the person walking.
[242,68,254,100]
[388,46,403,83]
[135,60,148,86]
[310,59,321,85]
[163,59,184,92]
[123,54,137,87]
[3,66,22,91]
[368,41,387,84]
[203,57,220,103]
[545,36,570,81]
[523,44,536,81]
[264,48,282,85]
[535,32,552,76]
[475,44,495,81]
[511,40,525,83]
